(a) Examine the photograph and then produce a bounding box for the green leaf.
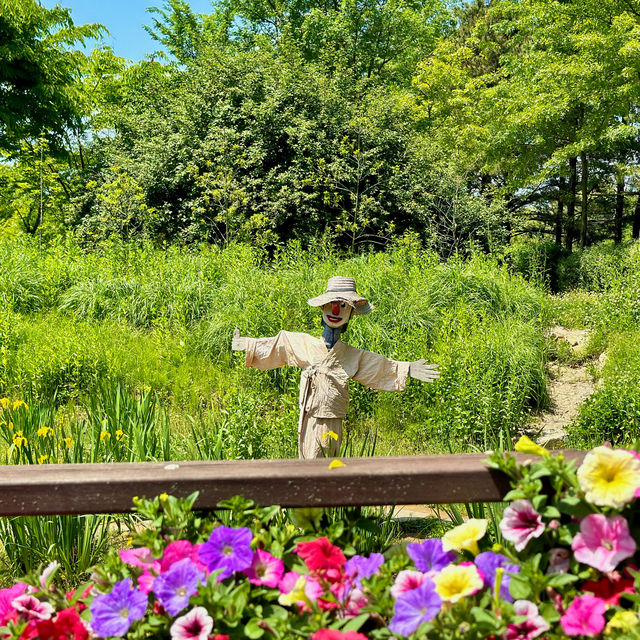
[545,573,578,588]
[508,574,532,600]
[244,618,264,639]
[341,613,369,632]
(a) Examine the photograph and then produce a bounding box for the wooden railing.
[0,451,585,516]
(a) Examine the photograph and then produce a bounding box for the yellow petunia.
[514,435,549,458]
[433,563,484,603]
[37,426,54,437]
[605,610,638,635]
[442,519,488,555]
[278,576,311,607]
[12,430,27,448]
[577,447,640,509]
[100,431,111,441]
[0,398,9,410]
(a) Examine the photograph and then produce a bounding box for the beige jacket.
[244,331,410,421]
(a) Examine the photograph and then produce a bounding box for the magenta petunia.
[243,549,284,588]
[0,583,27,625]
[499,500,545,552]
[560,594,606,636]
[571,513,636,572]
[161,540,209,574]
[390,570,427,599]
[504,600,549,639]
[11,595,54,622]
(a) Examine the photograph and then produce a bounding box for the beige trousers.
[299,416,343,459]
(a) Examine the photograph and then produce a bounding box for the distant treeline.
[2,0,640,252]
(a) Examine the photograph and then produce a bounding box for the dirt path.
[529,326,595,448]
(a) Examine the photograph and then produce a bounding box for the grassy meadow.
[1,235,640,583]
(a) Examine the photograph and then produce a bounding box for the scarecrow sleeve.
[244,331,312,370]
[351,350,410,392]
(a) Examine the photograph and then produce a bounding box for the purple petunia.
[389,577,442,636]
[153,558,204,616]
[198,526,253,581]
[475,552,520,602]
[407,538,456,573]
[89,578,148,638]
[344,553,384,589]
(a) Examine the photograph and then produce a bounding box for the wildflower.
[170,606,213,640]
[89,578,148,637]
[37,426,53,437]
[243,549,284,588]
[37,455,48,464]
[62,437,73,448]
[390,570,427,599]
[389,578,441,636]
[560,594,606,636]
[0,398,9,410]
[571,513,636,572]
[100,431,111,441]
[577,446,640,509]
[12,595,54,621]
[322,430,339,442]
[12,430,26,448]
[582,574,635,606]
[36,606,88,640]
[499,500,545,552]
[514,435,549,457]
[0,583,27,625]
[115,429,125,441]
[153,558,203,616]
[433,563,483,603]
[198,526,253,580]
[12,399,28,411]
[311,630,369,640]
[504,600,550,640]
[7,421,13,430]
[441,519,488,555]
[296,536,346,572]
[328,459,344,469]
[605,610,638,635]
[547,548,570,574]
[407,538,456,572]
[475,551,520,602]
[344,553,384,589]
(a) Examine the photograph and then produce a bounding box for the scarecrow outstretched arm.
[353,351,440,391]
[232,329,312,370]
[408,360,440,383]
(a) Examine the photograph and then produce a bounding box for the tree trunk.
[580,151,588,248]
[555,177,565,245]
[615,174,625,244]
[633,194,640,240]
[565,157,577,252]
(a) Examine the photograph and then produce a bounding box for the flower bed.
[2,437,640,639]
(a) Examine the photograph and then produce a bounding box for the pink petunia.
[243,549,284,588]
[571,513,636,572]
[11,595,54,622]
[560,594,606,636]
[120,546,162,594]
[161,540,209,574]
[278,571,324,609]
[547,548,570,574]
[499,500,545,552]
[505,600,549,640]
[0,583,27,625]
[170,606,213,640]
[390,570,427,599]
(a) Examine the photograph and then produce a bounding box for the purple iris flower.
[89,578,148,638]
[344,553,384,588]
[389,577,442,636]
[475,551,520,602]
[152,558,204,615]
[198,525,253,580]
[406,538,456,572]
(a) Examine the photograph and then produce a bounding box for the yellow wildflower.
[115,430,124,441]
[322,430,339,442]
[37,426,54,437]
[12,399,28,411]
[0,398,9,410]
[577,447,640,509]
[328,460,344,469]
[38,455,49,464]
[434,564,484,603]
[63,437,73,448]
[159,492,169,503]
[8,421,13,431]
[278,576,311,607]
[442,519,488,555]
[605,611,638,635]
[514,435,549,458]
[100,431,111,441]
[12,430,27,448]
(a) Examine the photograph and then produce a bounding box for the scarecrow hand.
[232,328,248,352]
[409,360,440,383]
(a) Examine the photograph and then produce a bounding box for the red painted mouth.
[326,315,342,323]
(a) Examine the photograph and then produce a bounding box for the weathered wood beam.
[0,451,586,516]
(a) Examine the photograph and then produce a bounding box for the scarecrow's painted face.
[321,301,352,328]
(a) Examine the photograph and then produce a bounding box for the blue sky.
[41,0,216,61]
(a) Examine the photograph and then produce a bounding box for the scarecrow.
[232,277,439,459]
